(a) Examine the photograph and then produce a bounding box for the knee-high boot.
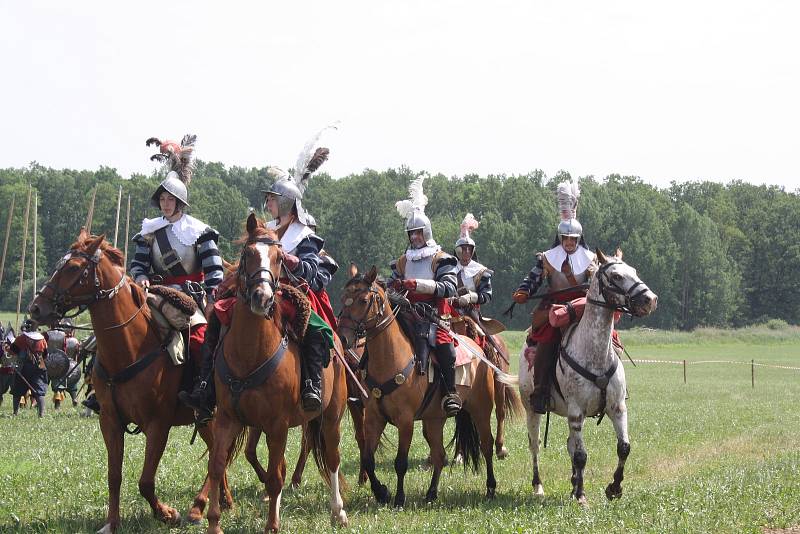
[435,343,462,416]
[531,341,559,414]
[178,313,221,425]
[301,329,327,412]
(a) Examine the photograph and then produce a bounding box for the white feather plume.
[557,180,580,220]
[460,213,479,238]
[292,122,339,193]
[395,174,428,219]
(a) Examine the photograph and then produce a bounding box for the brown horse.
[338,266,517,506]
[29,229,231,533]
[204,214,349,533]
[450,317,523,459]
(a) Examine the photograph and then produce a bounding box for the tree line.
[0,162,797,331]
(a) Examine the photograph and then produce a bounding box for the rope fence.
[626,358,800,387]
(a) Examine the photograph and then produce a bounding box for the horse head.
[593,248,658,317]
[238,213,282,317]
[29,228,126,325]
[338,265,389,350]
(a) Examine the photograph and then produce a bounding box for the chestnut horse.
[29,229,231,533]
[338,266,518,506]
[204,214,349,533]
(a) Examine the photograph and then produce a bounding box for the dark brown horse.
[29,229,231,533]
[339,266,518,506]
[204,214,349,533]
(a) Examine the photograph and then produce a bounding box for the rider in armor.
[513,181,595,414]
[180,130,336,421]
[45,319,81,409]
[391,175,462,416]
[451,213,493,344]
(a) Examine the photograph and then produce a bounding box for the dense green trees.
[0,162,797,330]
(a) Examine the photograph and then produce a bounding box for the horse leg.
[525,407,544,497]
[187,425,216,524]
[567,410,588,506]
[321,409,348,526]
[474,408,497,499]
[138,424,181,525]
[244,426,269,499]
[263,424,289,533]
[348,398,369,484]
[97,415,124,534]
[393,415,414,508]
[494,380,509,459]
[421,418,446,503]
[206,413,242,534]
[605,401,630,500]
[289,424,310,488]
[360,410,391,505]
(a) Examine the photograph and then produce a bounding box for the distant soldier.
[45,319,81,409]
[0,324,15,408]
[9,320,49,417]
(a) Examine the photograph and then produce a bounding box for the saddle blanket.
[427,334,482,387]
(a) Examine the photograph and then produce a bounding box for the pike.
[15,185,32,328]
[0,193,15,288]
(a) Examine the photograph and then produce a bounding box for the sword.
[331,344,369,399]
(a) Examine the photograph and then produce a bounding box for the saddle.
[146,285,206,366]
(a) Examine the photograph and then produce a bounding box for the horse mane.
[235,224,278,245]
[69,235,125,268]
[344,273,386,289]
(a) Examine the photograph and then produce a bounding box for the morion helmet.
[396,174,435,247]
[556,180,583,238]
[146,134,197,209]
[454,213,479,259]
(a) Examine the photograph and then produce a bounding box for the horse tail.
[307,415,333,487]
[449,410,482,473]
[226,425,250,468]
[493,369,519,387]
[502,383,525,421]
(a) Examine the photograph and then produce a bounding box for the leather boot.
[435,343,462,416]
[178,314,221,425]
[531,341,559,414]
[301,330,326,412]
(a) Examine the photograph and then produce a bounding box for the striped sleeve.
[432,254,458,298]
[311,252,339,292]
[476,269,493,304]
[517,253,544,295]
[197,229,223,296]
[129,234,152,283]
[291,233,324,289]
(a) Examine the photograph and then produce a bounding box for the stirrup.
[301,380,322,412]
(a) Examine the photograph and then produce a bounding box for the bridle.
[587,261,650,315]
[338,282,395,344]
[38,248,127,321]
[237,237,282,317]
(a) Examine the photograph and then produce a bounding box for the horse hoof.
[375,485,391,505]
[496,446,509,460]
[425,491,438,503]
[96,524,115,534]
[168,510,182,526]
[358,472,368,486]
[393,494,405,508]
[331,510,349,527]
[576,495,588,507]
[486,487,496,500]
[452,453,464,466]
[605,483,622,500]
[533,484,545,498]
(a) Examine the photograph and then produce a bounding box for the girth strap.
[154,227,189,278]
[559,346,618,425]
[216,335,288,426]
[95,346,166,435]
[364,358,414,401]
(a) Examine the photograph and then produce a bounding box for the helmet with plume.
[556,180,583,238]
[146,134,197,208]
[454,213,479,259]
[262,124,337,226]
[395,173,435,248]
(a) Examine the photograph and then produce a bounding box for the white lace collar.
[405,243,441,262]
[267,220,313,254]
[457,260,485,279]
[23,331,44,341]
[544,245,594,276]
[140,214,208,247]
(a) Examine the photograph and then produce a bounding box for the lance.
[85,187,97,234]
[16,185,32,328]
[32,191,37,301]
[123,194,131,267]
[113,185,122,247]
[0,193,15,288]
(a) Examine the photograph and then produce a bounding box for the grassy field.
[1,327,799,533]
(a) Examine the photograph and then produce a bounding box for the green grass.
[1,332,799,533]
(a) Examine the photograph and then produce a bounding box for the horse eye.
[360,297,369,303]
[613,273,622,281]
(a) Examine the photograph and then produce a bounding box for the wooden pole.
[751,359,754,389]
[113,185,122,247]
[123,194,131,267]
[0,193,15,287]
[683,359,687,384]
[16,185,32,328]
[32,191,37,301]
[85,187,97,234]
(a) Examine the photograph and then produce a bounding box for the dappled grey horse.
[518,249,658,505]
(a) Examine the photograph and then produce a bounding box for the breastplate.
[548,265,589,291]
[459,270,476,291]
[64,337,80,359]
[405,255,435,280]
[46,330,66,352]
[150,227,199,276]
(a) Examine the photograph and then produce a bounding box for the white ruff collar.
[405,243,441,262]
[544,245,594,275]
[457,260,484,279]
[140,214,207,247]
[267,220,312,254]
[23,331,44,341]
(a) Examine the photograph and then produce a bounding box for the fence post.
[751,360,754,389]
[683,359,687,384]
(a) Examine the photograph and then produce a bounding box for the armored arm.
[475,269,493,305]
[517,253,545,296]
[197,229,223,299]
[291,234,324,287]
[129,234,152,284]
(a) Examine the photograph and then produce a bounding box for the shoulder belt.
[154,227,188,277]
[472,267,488,287]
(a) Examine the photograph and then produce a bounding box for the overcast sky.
[1,1,798,190]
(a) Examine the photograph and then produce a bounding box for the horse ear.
[595,248,607,264]
[615,248,623,260]
[348,262,358,279]
[246,212,258,235]
[365,265,378,284]
[85,234,105,255]
[77,226,89,241]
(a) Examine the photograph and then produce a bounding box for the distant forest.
[1,163,797,330]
